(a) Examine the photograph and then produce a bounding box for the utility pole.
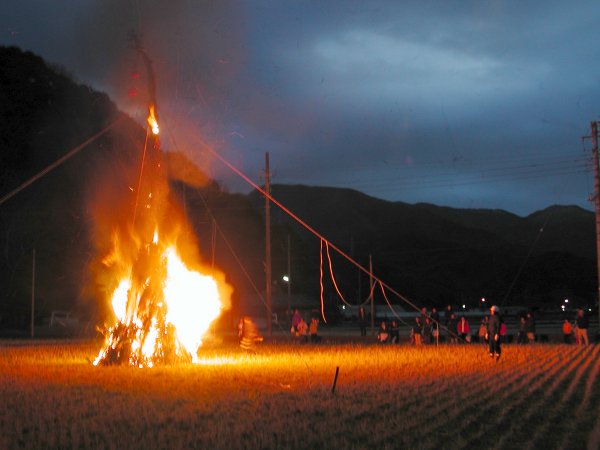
[369,255,374,335]
[265,152,272,337]
[591,121,600,325]
[351,236,362,306]
[286,234,291,314]
[31,247,36,339]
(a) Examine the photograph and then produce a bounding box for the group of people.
[515,307,591,345]
[409,308,441,345]
[290,309,321,343]
[240,304,593,352]
[562,307,590,345]
[443,310,476,344]
[237,309,322,351]
[376,320,401,343]
[442,305,504,360]
[369,306,477,346]
[515,311,536,344]
[388,305,506,360]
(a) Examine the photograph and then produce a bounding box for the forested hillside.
[1,46,596,332]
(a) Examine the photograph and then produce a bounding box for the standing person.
[291,309,302,335]
[575,308,590,345]
[430,307,440,343]
[562,319,573,344]
[446,312,459,344]
[411,317,423,345]
[430,307,440,324]
[486,305,502,361]
[390,320,400,344]
[358,306,367,337]
[422,317,433,344]
[377,321,389,343]
[296,317,309,342]
[309,318,321,343]
[478,316,488,344]
[457,316,471,342]
[237,317,245,345]
[445,304,454,319]
[239,316,263,352]
[420,307,429,329]
[517,316,528,344]
[525,311,536,343]
[444,305,454,342]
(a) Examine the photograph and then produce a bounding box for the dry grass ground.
[0,340,599,449]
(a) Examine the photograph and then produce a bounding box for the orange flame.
[147,104,159,135]
[163,247,223,353]
[92,105,232,367]
[94,235,231,367]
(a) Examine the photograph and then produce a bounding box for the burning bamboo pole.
[94,39,230,367]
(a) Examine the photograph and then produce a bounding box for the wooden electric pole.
[265,152,272,337]
[369,255,374,335]
[286,234,291,314]
[31,247,36,339]
[591,121,600,325]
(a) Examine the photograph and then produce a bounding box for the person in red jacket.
[457,316,471,342]
[562,319,573,344]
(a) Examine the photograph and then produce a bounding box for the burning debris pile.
[93,45,231,367]
[94,233,226,367]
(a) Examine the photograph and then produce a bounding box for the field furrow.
[356,346,539,447]
[488,346,590,450]
[437,346,569,449]
[522,345,600,450]
[1,341,600,450]
[586,387,600,450]
[554,345,600,450]
[410,354,547,448]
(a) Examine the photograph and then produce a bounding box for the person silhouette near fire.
[239,316,262,352]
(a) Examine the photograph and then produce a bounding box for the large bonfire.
[93,48,232,367]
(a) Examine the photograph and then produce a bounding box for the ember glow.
[93,95,231,367]
[163,247,222,353]
[94,242,226,367]
[147,105,159,135]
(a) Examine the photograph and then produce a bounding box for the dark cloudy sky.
[2,0,600,216]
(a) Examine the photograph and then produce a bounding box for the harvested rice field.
[1,340,599,449]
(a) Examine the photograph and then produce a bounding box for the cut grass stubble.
[0,341,598,450]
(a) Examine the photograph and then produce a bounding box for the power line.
[275,151,590,192]
[289,163,588,194]
[0,117,126,207]
[186,136,426,319]
[356,167,589,192]
[277,148,587,173]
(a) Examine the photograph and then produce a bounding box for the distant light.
[282,275,289,282]
[342,305,346,310]
[481,298,486,303]
[462,304,466,309]
[589,308,592,312]
[564,299,569,303]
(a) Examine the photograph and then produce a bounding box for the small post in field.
[331,366,340,394]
